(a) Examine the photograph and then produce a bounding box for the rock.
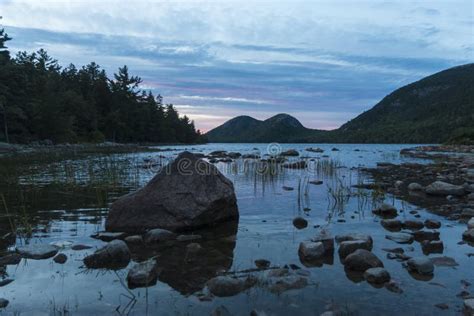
[425,181,465,196]
[207,276,256,297]
[462,228,474,242]
[306,147,324,153]
[0,298,8,308]
[17,244,58,259]
[293,217,308,229]
[127,259,160,289]
[299,241,325,260]
[335,233,373,248]
[211,305,232,316]
[406,257,434,275]
[384,281,403,294]
[372,204,398,218]
[71,244,93,251]
[282,186,294,191]
[311,231,334,251]
[430,256,458,267]
[413,230,440,242]
[424,219,441,229]
[0,253,21,265]
[106,152,238,233]
[186,242,202,253]
[176,234,201,242]
[283,161,307,169]
[83,240,131,269]
[255,259,271,269]
[434,303,449,310]
[363,267,390,284]
[468,218,474,229]
[124,235,143,244]
[464,298,474,314]
[421,240,443,254]
[331,148,339,151]
[143,228,176,243]
[267,268,289,278]
[403,220,424,230]
[0,279,13,287]
[53,253,67,264]
[381,219,402,230]
[468,193,474,200]
[338,240,373,260]
[344,249,383,271]
[385,232,414,244]
[281,149,299,156]
[408,183,423,191]
[268,275,308,293]
[462,208,474,217]
[309,180,323,185]
[91,232,126,242]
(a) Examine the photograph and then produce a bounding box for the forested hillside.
[0,28,206,144]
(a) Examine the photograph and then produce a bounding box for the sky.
[0,1,472,132]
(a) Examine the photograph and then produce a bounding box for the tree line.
[0,28,206,144]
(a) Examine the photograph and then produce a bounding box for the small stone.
[381,219,402,230]
[71,244,93,251]
[384,281,403,294]
[0,298,8,308]
[293,217,308,229]
[268,275,308,293]
[406,257,434,275]
[408,183,423,191]
[421,240,443,254]
[127,259,160,289]
[344,249,383,271]
[403,220,424,230]
[373,204,398,218]
[299,241,325,260]
[463,228,474,242]
[124,235,143,244]
[83,240,131,270]
[338,240,372,259]
[424,219,441,229]
[91,232,126,242]
[207,276,256,297]
[255,259,271,269]
[53,253,67,264]
[413,230,440,242]
[464,298,474,314]
[335,233,373,247]
[282,186,294,191]
[363,267,390,284]
[143,228,176,243]
[434,303,448,310]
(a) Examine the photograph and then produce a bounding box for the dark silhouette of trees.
[0,28,206,144]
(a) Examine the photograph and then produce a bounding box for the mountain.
[205,114,326,143]
[206,64,474,144]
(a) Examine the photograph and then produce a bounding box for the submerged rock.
[424,219,441,229]
[53,253,67,264]
[211,306,233,316]
[127,259,160,289]
[206,276,256,297]
[406,257,434,275]
[421,240,443,254]
[255,259,271,269]
[430,256,458,267]
[83,240,131,269]
[386,232,414,244]
[425,181,465,196]
[363,267,390,284]
[268,275,308,293]
[343,249,383,271]
[17,244,58,260]
[106,151,238,233]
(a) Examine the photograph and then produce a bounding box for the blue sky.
[1,1,472,132]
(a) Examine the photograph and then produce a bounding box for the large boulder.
[425,181,465,196]
[106,152,238,233]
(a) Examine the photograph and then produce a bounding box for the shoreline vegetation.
[0,27,207,145]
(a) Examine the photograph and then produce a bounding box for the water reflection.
[129,221,238,295]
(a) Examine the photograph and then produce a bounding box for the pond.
[0,143,472,315]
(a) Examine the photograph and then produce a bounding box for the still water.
[0,144,471,315]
